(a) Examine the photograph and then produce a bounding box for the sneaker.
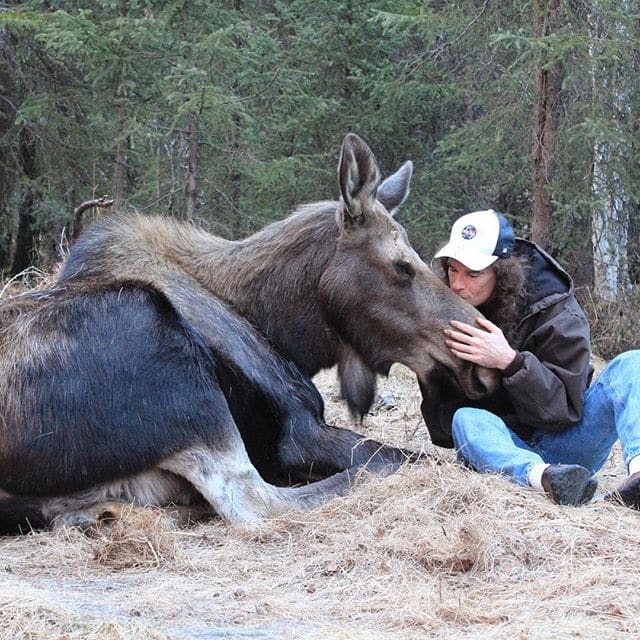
[604,471,640,510]
[541,464,597,506]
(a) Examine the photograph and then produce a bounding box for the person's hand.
[444,317,517,371]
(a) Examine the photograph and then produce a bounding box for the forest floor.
[1,364,639,640]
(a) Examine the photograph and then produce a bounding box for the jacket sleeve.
[501,298,592,430]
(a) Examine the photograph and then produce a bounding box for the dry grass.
[1,365,639,639]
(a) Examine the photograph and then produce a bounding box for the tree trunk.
[113,0,129,210]
[588,7,632,302]
[113,102,128,210]
[11,128,38,275]
[591,152,629,300]
[0,29,18,270]
[530,0,562,252]
[185,112,199,222]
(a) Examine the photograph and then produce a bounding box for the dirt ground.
[1,364,639,640]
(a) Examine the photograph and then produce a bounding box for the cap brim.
[434,242,499,271]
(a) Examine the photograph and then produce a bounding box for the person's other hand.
[444,317,517,371]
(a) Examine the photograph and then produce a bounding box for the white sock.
[628,454,640,476]
[528,463,550,491]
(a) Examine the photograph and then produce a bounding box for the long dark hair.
[434,255,529,343]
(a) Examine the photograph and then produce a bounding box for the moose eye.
[393,260,415,282]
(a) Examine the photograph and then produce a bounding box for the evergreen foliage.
[1,0,639,308]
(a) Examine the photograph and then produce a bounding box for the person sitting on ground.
[419,209,640,507]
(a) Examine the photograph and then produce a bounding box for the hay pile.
[1,365,639,640]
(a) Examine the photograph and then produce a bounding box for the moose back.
[0,133,497,534]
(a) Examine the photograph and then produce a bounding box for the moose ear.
[338,133,381,225]
[377,161,413,217]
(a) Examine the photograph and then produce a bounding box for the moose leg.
[277,418,421,484]
[39,469,199,530]
[159,443,290,524]
[158,421,403,525]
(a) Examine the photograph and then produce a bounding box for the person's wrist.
[501,350,523,375]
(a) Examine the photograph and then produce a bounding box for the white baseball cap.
[434,209,515,271]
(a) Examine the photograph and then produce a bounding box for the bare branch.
[72,196,115,242]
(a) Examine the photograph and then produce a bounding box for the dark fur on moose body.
[0,134,497,534]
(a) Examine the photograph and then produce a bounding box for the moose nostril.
[462,364,500,399]
[477,366,500,396]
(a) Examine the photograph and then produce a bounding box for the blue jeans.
[452,350,640,486]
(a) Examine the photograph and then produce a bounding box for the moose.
[0,133,497,534]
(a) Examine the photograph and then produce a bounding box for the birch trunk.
[589,7,631,302]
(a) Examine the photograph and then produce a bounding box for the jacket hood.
[516,239,573,315]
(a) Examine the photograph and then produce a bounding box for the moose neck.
[185,202,342,376]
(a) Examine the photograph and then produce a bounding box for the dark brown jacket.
[420,239,594,448]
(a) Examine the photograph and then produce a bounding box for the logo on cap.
[461,224,477,240]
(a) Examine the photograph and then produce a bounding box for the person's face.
[447,258,497,307]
